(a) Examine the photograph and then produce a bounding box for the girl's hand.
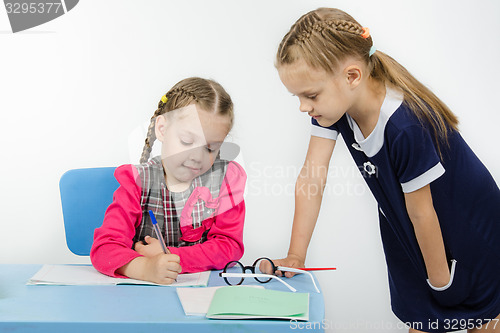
[272,254,305,278]
[116,253,182,285]
[142,253,182,285]
[134,236,170,257]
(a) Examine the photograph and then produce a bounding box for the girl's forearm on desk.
[117,254,181,285]
[116,256,147,280]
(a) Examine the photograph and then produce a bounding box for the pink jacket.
[90,161,246,278]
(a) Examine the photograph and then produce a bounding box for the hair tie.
[369,45,377,57]
[161,95,168,104]
[361,27,370,39]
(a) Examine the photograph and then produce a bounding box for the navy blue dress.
[312,88,500,332]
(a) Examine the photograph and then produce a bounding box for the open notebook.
[27,264,210,287]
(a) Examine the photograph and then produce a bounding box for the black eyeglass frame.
[218,257,276,286]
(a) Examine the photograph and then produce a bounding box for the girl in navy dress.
[271,8,500,333]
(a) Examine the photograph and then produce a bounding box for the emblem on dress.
[363,161,377,176]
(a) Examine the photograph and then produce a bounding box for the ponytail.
[370,51,458,156]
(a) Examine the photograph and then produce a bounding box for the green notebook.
[206,286,309,320]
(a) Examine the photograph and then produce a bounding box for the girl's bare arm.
[404,184,450,287]
[274,136,335,277]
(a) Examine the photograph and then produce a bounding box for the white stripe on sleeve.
[311,124,338,140]
[401,162,445,193]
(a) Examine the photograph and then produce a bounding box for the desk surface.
[0,265,325,333]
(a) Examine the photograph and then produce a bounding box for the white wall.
[1,1,499,331]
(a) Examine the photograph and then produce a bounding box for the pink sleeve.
[168,161,247,273]
[90,165,143,278]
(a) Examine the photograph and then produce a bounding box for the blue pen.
[148,210,169,254]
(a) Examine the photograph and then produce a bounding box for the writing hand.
[135,235,170,257]
[143,253,182,285]
[116,252,182,285]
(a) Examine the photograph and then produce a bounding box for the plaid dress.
[132,156,228,248]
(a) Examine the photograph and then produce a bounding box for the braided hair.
[276,8,458,157]
[139,77,233,164]
[277,8,373,72]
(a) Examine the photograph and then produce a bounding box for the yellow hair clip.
[161,95,168,104]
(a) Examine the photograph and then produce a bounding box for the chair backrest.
[59,167,119,256]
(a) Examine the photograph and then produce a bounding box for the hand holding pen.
[126,210,181,284]
[118,210,181,284]
[148,210,170,254]
[133,210,171,257]
[135,236,170,257]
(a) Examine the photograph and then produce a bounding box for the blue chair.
[59,167,119,256]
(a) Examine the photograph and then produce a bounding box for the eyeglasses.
[218,257,320,293]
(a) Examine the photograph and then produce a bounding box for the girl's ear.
[344,65,362,89]
[155,114,167,142]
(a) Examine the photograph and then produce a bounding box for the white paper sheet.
[27,264,210,287]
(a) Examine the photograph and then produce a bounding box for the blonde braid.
[323,20,364,35]
[296,20,366,44]
[277,9,373,73]
[139,102,165,164]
